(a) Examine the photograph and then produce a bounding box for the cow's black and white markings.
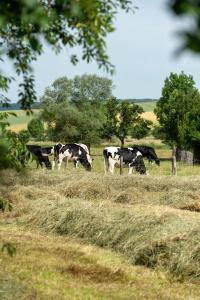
[132,145,160,165]
[103,146,147,174]
[52,143,92,171]
[26,145,53,169]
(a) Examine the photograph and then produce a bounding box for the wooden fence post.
[120,156,123,175]
[172,146,177,175]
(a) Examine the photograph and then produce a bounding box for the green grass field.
[6,109,39,132]
[135,101,157,112]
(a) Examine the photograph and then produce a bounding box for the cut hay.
[2,170,200,280]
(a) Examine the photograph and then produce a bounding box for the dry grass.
[2,226,200,299]
[141,111,157,123]
[1,170,200,284]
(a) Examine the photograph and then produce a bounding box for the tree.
[0,0,133,110]
[154,72,200,161]
[40,74,111,146]
[131,119,152,140]
[40,74,113,106]
[41,100,105,149]
[71,74,113,106]
[28,118,45,140]
[103,98,151,146]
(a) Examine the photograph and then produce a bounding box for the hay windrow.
[1,170,200,280]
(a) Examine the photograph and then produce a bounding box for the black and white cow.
[103,146,147,175]
[52,143,92,171]
[26,145,53,169]
[132,145,160,165]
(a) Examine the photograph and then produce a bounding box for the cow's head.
[155,158,160,166]
[79,158,92,171]
[130,154,147,175]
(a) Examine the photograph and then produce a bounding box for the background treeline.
[0,98,157,111]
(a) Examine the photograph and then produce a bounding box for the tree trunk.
[175,148,182,161]
[120,137,125,148]
[176,148,193,165]
[193,146,200,164]
[172,146,177,175]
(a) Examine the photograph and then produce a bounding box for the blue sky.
[5,0,200,102]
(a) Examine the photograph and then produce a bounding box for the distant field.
[141,111,157,123]
[4,101,157,132]
[6,110,40,132]
[136,101,157,112]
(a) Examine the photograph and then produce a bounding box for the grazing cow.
[26,145,53,169]
[103,146,147,175]
[52,143,92,171]
[132,145,160,165]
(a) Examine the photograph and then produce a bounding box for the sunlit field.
[6,109,40,132]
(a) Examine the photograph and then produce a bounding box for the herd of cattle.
[26,143,160,175]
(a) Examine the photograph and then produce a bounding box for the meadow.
[6,109,40,132]
[1,101,200,299]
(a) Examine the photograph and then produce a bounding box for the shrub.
[28,118,45,140]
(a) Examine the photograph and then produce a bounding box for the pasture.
[135,100,156,112]
[2,101,200,299]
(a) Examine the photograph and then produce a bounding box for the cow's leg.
[74,159,78,168]
[108,157,116,174]
[38,157,44,169]
[64,157,68,169]
[52,156,58,170]
[36,160,40,169]
[128,166,134,175]
[104,157,109,174]
[57,156,63,170]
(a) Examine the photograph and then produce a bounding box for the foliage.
[154,72,200,151]
[0,112,30,170]
[28,118,45,140]
[71,74,113,106]
[103,98,152,146]
[40,74,113,105]
[0,0,133,110]
[0,198,13,213]
[40,74,110,145]
[169,0,200,54]
[1,243,16,257]
[18,129,31,144]
[103,97,120,141]
[43,100,105,146]
[131,119,152,140]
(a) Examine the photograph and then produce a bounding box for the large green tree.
[103,98,152,146]
[40,74,112,105]
[40,75,110,147]
[71,74,113,106]
[154,72,200,161]
[42,101,105,150]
